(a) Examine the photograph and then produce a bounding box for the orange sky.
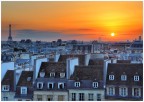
[1,1,143,41]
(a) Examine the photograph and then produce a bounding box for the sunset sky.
[1,1,143,41]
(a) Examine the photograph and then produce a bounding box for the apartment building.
[33,62,68,101]
[105,63,143,101]
[68,65,105,101]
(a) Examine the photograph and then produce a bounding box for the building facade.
[105,63,143,101]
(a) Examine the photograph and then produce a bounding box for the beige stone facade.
[33,91,68,101]
[68,89,105,101]
[1,92,15,101]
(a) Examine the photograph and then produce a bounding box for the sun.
[111,32,115,36]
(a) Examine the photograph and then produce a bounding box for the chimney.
[139,36,141,41]
[14,70,16,91]
[9,24,11,37]
[66,58,78,79]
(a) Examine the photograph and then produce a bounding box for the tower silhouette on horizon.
[8,24,13,42]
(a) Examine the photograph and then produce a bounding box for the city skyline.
[1,1,143,41]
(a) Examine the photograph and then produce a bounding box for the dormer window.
[27,77,31,81]
[58,83,64,89]
[60,73,65,78]
[121,75,127,81]
[21,87,27,94]
[2,85,9,91]
[93,82,98,88]
[48,83,54,89]
[40,72,45,77]
[50,72,55,77]
[134,75,139,81]
[37,82,43,89]
[75,82,80,87]
[109,75,114,80]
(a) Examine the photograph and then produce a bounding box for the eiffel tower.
[8,24,13,41]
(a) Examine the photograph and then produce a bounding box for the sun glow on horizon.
[111,32,115,37]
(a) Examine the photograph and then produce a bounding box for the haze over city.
[1,1,143,41]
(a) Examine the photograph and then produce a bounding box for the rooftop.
[117,60,131,63]
[38,62,66,78]
[17,71,33,86]
[106,63,143,86]
[2,70,14,91]
[70,65,104,80]
[58,54,86,65]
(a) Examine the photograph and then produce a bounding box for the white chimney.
[66,57,79,79]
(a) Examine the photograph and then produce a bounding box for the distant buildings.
[128,36,143,53]
[72,44,93,54]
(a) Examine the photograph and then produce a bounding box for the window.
[50,72,55,77]
[72,93,76,101]
[133,88,141,97]
[60,73,65,78]
[58,95,64,101]
[75,82,80,87]
[121,75,127,81]
[109,75,114,80]
[88,93,93,101]
[21,87,27,94]
[3,97,8,101]
[108,87,115,96]
[2,85,9,91]
[93,82,98,88]
[37,95,42,101]
[119,87,128,97]
[18,99,22,101]
[37,82,43,89]
[134,75,139,81]
[40,72,45,77]
[97,94,101,101]
[47,95,53,101]
[58,83,64,89]
[27,77,31,81]
[47,83,54,89]
[79,93,84,101]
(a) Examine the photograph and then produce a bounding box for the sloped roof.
[17,71,33,86]
[88,59,104,65]
[117,60,131,64]
[16,59,30,64]
[58,54,85,65]
[106,63,143,86]
[67,80,104,89]
[38,62,66,78]
[2,70,14,91]
[70,65,104,81]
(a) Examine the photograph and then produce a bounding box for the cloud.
[16,29,61,38]
[15,29,91,41]
[66,28,96,32]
